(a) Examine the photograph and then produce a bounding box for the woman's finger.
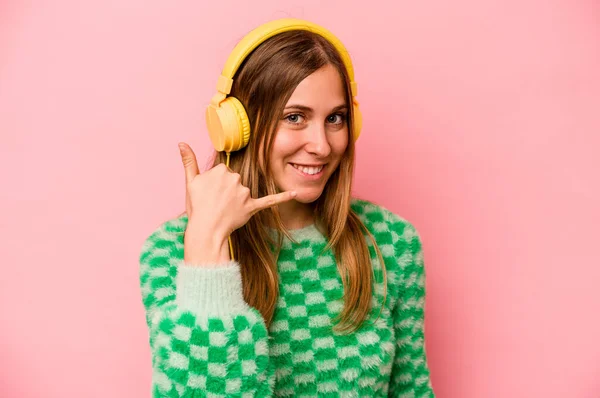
[249,191,297,214]
[178,142,200,184]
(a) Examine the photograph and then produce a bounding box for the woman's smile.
[289,163,326,180]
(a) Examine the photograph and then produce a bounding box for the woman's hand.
[178,142,296,265]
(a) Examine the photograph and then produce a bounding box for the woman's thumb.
[179,142,200,184]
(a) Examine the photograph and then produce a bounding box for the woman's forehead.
[285,65,346,109]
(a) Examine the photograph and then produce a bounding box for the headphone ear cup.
[224,97,251,151]
[352,100,362,142]
[206,96,251,152]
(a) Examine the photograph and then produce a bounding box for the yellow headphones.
[205,18,362,154]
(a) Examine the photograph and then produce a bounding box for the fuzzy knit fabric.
[139,198,435,397]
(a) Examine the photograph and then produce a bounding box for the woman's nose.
[304,123,331,157]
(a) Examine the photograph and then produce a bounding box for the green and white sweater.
[139,198,435,397]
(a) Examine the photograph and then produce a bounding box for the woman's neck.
[276,200,315,230]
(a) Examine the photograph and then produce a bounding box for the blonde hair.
[189,30,386,333]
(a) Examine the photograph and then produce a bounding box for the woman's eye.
[285,114,304,124]
[327,113,346,125]
[284,112,346,126]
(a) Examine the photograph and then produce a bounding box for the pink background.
[1,1,599,397]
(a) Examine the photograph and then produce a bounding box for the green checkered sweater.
[139,198,435,397]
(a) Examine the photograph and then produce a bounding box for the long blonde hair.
[194,30,386,333]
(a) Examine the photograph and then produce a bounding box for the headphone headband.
[215,18,358,97]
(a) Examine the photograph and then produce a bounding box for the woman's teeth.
[291,164,324,175]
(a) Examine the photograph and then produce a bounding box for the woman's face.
[268,64,349,204]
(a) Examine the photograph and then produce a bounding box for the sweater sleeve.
[138,220,275,397]
[388,220,436,397]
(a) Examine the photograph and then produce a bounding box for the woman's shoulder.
[350,197,423,264]
[138,211,189,260]
[350,197,417,234]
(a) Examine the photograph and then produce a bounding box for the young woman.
[139,19,435,397]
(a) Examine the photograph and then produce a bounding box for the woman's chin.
[292,188,324,204]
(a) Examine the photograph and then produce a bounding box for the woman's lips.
[289,163,326,179]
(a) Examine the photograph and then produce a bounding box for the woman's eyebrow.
[284,104,348,113]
